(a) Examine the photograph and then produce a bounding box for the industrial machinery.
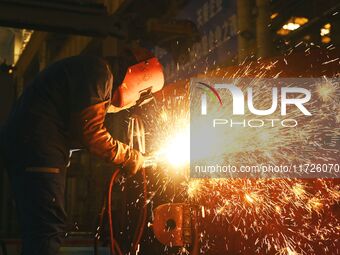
[153,203,200,255]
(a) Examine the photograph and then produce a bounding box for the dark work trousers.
[7,166,67,255]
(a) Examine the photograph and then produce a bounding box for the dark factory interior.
[0,0,339,255]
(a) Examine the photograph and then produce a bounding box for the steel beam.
[0,0,126,38]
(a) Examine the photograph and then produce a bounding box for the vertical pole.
[256,0,275,58]
[237,0,255,63]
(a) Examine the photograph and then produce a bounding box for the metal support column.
[256,0,275,58]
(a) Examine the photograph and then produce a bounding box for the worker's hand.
[142,154,158,169]
[122,149,145,176]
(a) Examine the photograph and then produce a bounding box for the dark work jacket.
[1,55,112,169]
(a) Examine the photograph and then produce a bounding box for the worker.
[0,46,164,255]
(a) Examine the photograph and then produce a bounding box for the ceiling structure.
[0,0,339,66]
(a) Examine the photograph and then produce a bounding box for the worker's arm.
[69,56,144,175]
[71,101,144,176]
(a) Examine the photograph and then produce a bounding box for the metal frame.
[0,0,126,38]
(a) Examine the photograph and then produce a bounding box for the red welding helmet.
[107,47,164,111]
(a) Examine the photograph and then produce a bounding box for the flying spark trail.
[142,57,339,254]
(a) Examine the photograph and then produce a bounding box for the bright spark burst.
[316,80,338,102]
[143,62,339,255]
[186,179,203,199]
[156,124,190,169]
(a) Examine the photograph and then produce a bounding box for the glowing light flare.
[283,23,300,31]
[316,81,337,102]
[156,125,190,169]
[186,179,203,199]
[160,110,168,122]
[320,23,331,36]
[306,197,323,213]
[275,205,282,214]
[277,17,308,35]
[285,247,300,255]
[271,13,278,19]
[245,193,255,203]
[291,183,307,199]
[320,28,330,36]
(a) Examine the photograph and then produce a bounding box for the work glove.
[121,149,145,176]
[70,101,144,176]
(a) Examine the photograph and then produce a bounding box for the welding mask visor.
[106,47,164,112]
